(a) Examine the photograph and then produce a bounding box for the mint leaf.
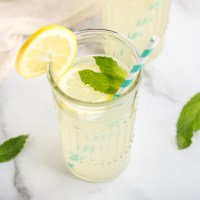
[177,93,200,149]
[94,56,127,81]
[0,135,29,162]
[78,56,128,94]
[79,69,122,94]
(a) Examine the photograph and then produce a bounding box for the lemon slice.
[58,65,112,103]
[16,25,77,78]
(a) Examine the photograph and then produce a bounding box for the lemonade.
[16,27,142,182]
[52,55,140,182]
[101,0,171,59]
[47,29,142,182]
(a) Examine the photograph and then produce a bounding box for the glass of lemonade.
[47,29,142,182]
[101,0,171,59]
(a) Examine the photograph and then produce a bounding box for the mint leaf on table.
[177,93,200,149]
[78,56,127,94]
[79,69,122,94]
[0,135,29,162]
[94,56,127,81]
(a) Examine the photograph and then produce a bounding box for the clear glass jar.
[47,29,142,182]
[101,0,171,60]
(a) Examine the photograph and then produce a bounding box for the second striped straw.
[113,35,160,98]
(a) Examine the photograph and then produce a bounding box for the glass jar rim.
[47,28,141,108]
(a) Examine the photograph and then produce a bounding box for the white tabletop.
[0,1,200,200]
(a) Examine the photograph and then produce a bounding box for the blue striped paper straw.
[113,35,160,98]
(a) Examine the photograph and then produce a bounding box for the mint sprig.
[0,135,29,162]
[78,56,127,94]
[79,70,122,94]
[177,93,200,149]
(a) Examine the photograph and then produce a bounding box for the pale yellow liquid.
[55,56,139,182]
[101,0,171,59]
